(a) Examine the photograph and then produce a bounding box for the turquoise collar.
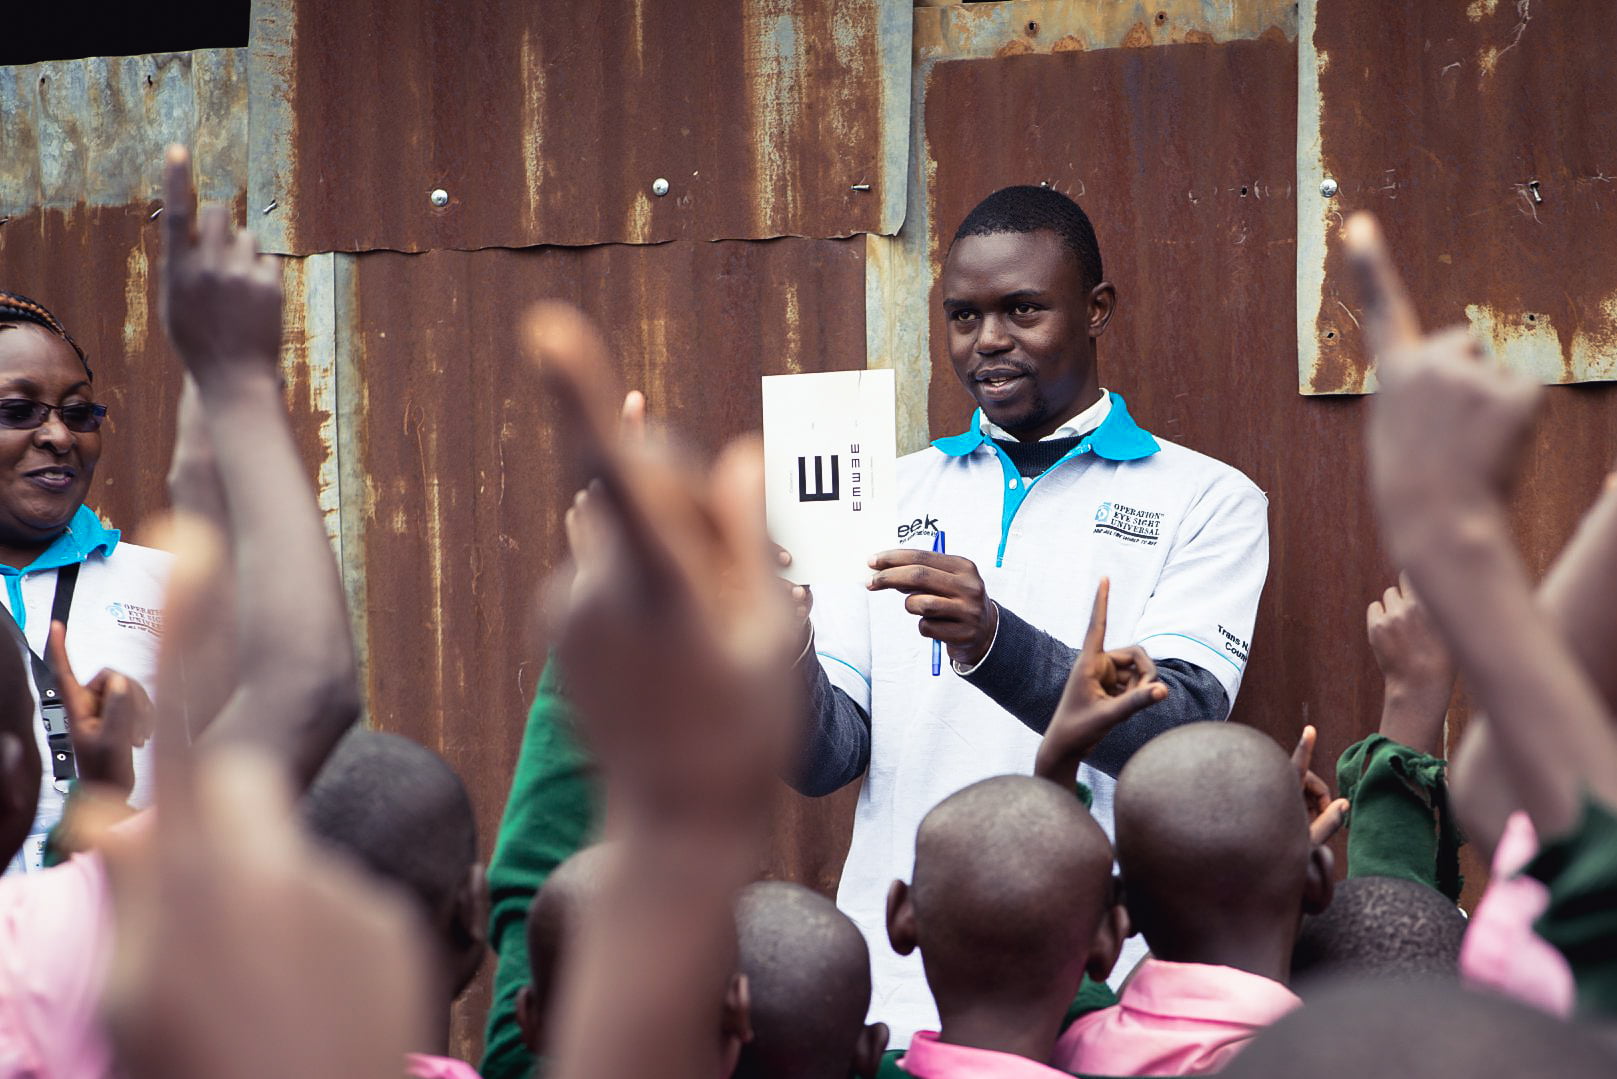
[931,392,1160,462]
[0,504,120,578]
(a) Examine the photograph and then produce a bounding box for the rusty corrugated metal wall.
[7,0,1617,1059]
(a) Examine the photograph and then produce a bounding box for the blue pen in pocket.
[931,529,946,675]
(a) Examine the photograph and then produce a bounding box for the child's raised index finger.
[521,303,677,597]
[1343,213,1422,365]
[161,144,196,254]
[1082,577,1111,656]
[1290,723,1318,779]
[45,621,88,723]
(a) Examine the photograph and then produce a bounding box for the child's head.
[0,640,36,864]
[1290,875,1466,992]
[1223,979,1615,1079]
[300,730,486,1003]
[520,843,751,1070]
[1115,724,1332,969]
[888,775,1121,1025]
[734,881,888,1079]
[518,842,617,1054]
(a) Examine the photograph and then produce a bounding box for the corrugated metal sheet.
[867,0,1298,454]
[0,50,247,215]
[247,0,911,255]
[1300,0,1617,393]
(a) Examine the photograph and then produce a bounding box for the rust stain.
[1051,34,1086,53]
[278,0,899,252]
[995,38,1036,58]
[1185,29,1216,45]
[1311,1,1617,391]
[1121,21,1155,49]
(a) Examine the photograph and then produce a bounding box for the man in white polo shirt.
[791,185,1269,1047]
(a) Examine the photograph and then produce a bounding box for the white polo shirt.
[1,506,169,874]
[811,393,1269,1046]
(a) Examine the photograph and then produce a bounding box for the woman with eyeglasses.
[0,290,169,875]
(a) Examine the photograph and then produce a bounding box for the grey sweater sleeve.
[787,647,871,796]
[960,603,1229,778]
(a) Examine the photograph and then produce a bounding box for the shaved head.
[1224,980,1615,1079]
[909,775,1114,1008]
[1115,724,1314,960]
[1291,876,1466,992]
[734,881,879,1079]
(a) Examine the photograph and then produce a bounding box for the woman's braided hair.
[0,291,92,380]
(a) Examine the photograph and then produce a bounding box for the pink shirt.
[0,851,116,1079]
[1054,959,1299,1076]
[1459,811,1575,1017]
[405,1052,484,1078]
[900,1031,1074,1079]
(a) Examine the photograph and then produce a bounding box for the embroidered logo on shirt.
[106,602,163,637]
[1092,502,1163,546]
[897,515,942,543]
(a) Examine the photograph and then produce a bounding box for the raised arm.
[1349,213,1617,838]
[158,145,359,787]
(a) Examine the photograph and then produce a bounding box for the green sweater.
[479,662,598,1079]
[1336,733,1463,900]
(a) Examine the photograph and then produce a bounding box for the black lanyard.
[0,564,81,783]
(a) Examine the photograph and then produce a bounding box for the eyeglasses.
[0,399,108,433]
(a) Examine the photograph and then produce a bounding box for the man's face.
[940,229,1110,441]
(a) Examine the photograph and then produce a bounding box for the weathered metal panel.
[247,0,910,255]
[1301,0,1617,394]
[0,206,339,548]
[868,0,1298,454]
[0,50,247,216]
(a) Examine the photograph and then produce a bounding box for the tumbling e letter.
[798,454,841,502]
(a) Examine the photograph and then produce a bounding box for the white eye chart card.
[762,370,897,586]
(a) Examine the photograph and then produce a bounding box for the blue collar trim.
[0,504,120,578]
[930,392,1160,462]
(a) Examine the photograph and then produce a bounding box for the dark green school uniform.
[1336,733,1463,900]
[1526,796,1617,1018]
[479,662,599,1079]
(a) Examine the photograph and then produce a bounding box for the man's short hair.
[951,185,1105,293]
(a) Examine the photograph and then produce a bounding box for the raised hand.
[1347,212,1617,838]
[98,521,429,1079]
[158,145,282,380]
[45,619,151,797]
[1349,214,1540,557]
[525,302,797,1079]
[867,549,998,667]
[1366,576,1454,756]
[1290,724,1350,846]
[526,303,799,824]
[1034,578,1166,792]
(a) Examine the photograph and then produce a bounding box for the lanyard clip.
[41,700,75,784]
